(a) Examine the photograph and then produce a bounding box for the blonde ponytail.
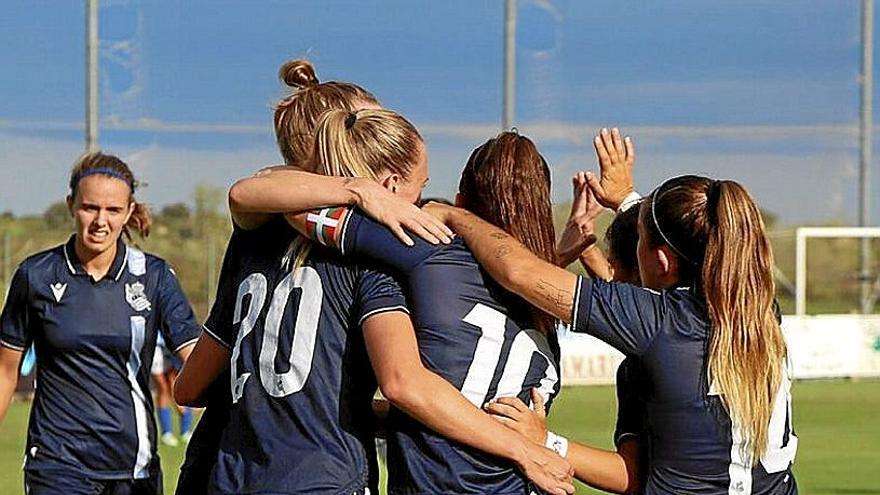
[702,181,786,462]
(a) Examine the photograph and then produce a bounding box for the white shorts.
[151,347,170,375]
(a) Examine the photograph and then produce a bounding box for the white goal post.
[795,227,880,315]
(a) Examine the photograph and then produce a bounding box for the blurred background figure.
[151,334,194,447]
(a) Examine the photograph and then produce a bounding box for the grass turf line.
[0,380,877,494]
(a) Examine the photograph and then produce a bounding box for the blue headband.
[71,168,134,192]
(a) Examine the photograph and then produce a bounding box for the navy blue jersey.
[339,211,561,495]
[203,217,408,495]
[613,357,648,448]
[177,230,246,494]
[613,357,650,491]
[572,278,798,495]
[0,236,200,480]
[176,372,229,494]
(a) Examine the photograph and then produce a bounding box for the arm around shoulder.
[428,204,579,322]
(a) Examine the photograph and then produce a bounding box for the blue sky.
[0,0,876,225]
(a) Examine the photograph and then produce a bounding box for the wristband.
[545,431,569,458]
[617,191,642,213]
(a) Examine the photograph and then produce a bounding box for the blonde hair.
[273,59,379,169]
[69,151,151,239]
[288,108,423,270]
[644,176,786,462]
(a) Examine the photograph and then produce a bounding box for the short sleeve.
[156,262,201,353]
[353,269,409,326]
[613,358,646,447]
[202,234,244,350]
[571,276,666,356]
[342,210,438,273]
[0,265,32,351]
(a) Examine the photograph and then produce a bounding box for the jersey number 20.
[229,267,322,403]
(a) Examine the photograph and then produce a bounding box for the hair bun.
[280,59,319,88]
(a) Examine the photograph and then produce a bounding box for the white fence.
[559,315,880,385]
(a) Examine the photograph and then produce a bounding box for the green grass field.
[1,380,877,494]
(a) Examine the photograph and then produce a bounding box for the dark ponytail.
[459,132,559,335]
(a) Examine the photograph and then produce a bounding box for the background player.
[175,110,574,494]
[0,151,201,494]
[150,334,193,447]
[426,128,798,494]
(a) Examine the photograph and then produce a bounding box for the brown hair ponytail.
[458,132,558,335]
[645,176,786,462]
[127,201,152,239]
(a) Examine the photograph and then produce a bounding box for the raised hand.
[557,172,604,267]
[587,128,635,210]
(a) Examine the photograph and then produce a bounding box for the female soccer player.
[174,59,476,494]
[0,151,201,494]
[175,112,573,495]
[491,169,647,494]
[428,128,798,494]
[173,57,392,494]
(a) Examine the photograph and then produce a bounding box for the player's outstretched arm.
[557,172,604,268]
[426,203,578,323]
[0,347,23,424]
[174,333,230,408]
[229,167,451,244]
[362,311,575,495]
[486,391,641,494]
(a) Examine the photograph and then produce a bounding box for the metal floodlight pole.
[859,0,874,313]
[502,0,517,130]
[86,0,99,152]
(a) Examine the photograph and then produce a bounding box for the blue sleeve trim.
[570,276,592,333]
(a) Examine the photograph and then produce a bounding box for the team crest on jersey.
[50,282,67,303]
[125,281,151,312]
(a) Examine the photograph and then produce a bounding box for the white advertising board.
[558,315,880,385]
